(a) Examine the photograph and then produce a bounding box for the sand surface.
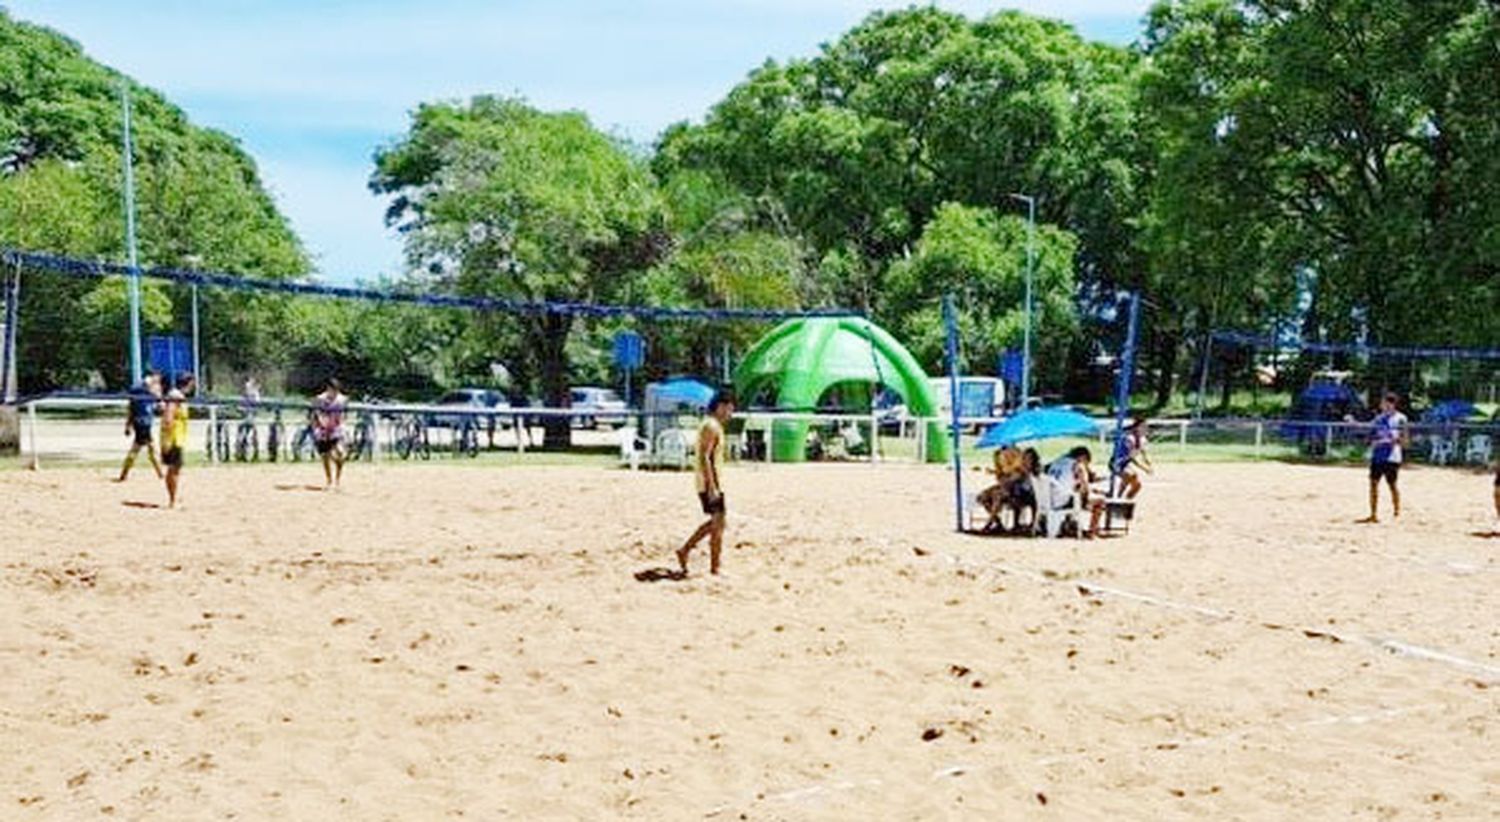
[2,459,1497,820]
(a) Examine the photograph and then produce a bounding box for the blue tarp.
[1422,399,1481,422]
[1300,383,1360,404]
[650,378,715,407]
[977,407,1100,449]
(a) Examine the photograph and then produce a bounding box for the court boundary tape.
[935,553,1500,682]
[743,704,1444,809]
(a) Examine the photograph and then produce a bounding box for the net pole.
[191,284,202,391]
[120,82,143,386]
[1110,293,1142,493]
[943,294,964,532]
[2,261,19,402]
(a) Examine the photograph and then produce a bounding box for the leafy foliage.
[0,10,308,390]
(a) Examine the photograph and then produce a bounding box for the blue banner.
[998,349,1024,384]
[613,331,645,369]
[147,335,193,380]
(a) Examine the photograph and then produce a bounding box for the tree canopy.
[6,2,1499,411]
[0,9,309,390]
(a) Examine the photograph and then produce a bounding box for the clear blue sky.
[8,1,1151,282]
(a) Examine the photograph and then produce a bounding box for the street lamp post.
[1009,193,1036,407]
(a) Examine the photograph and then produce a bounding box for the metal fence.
[10,393,1499,471]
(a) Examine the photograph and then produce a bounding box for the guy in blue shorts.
[1362,392,1408,523]
[116,370,163,482]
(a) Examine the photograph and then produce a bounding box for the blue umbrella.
[977,407,1101,449]
[651,378,716,407]
[1422,399,1480,422]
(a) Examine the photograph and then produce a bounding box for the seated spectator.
[1010,448,1042,533]
[1046,446,1106,538]
[977,447,1025,533]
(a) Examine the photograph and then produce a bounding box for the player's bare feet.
[676,546,691,575]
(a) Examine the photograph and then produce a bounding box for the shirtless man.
[677,391,734,576]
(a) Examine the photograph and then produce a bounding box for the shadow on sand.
[274,483,327,492]
[634,567,687,583]
[121,500,162,510]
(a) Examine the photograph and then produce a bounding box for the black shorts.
[131,422,154,447]
[1370,461,1400,484]
[315,437,342,456]
[162,446,183,468]
[698,492,726,516]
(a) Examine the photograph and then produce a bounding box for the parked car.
[428,388,508,429]
[570,386,628,429]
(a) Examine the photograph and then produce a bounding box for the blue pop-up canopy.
[977,407,1100,449]
[1422,399,1481,422]
[650,377,716,408]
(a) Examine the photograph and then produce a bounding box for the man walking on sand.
[677,391,734,576]
[1362,391,1408,523]
[117,370,163,482]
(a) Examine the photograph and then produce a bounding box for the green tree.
[885,203,1079,382]
[372,96,663,446]
[0,10,309,391]
[655,8,1142,393]
[1141,0,1500,404]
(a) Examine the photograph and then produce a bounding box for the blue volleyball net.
[1,247,879,466]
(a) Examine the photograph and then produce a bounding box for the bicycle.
[207,412,231,463]
[266,409,285,462]
[348,411,376,461]
[394,414,430,460]
[453,415,480,458]
[289,411,317,462]
[234,416,260,462]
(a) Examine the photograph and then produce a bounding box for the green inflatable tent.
[733,317,948,463]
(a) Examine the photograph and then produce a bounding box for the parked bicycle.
[394,413,430,460]
[265,408,285,462]
[289,409,318,462]
[206,411,231,463]
[348,411,376,461]
[234,416,260,462]
[452,415,480,458]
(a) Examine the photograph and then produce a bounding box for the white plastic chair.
[1428,436,1457,466]
[1465,434,1492,465]
[618,426,649,471]
[1036,475,1082,539]
[839,423,866,456]
[654,428,692,470]
[964,491,990,532]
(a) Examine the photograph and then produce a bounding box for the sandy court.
[2,458,1497,820]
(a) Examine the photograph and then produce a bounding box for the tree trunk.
[533,313,573,449]
[1150,327,1179,412]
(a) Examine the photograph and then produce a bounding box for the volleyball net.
[1,247,953,467]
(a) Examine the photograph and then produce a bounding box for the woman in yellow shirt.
[159,373,195,508]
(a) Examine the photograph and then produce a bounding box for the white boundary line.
[935,553,1500,681]
[744,704,1444,809]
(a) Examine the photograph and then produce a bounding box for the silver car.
[569,386,627,429]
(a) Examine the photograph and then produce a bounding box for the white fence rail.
[11,394,1499,470]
